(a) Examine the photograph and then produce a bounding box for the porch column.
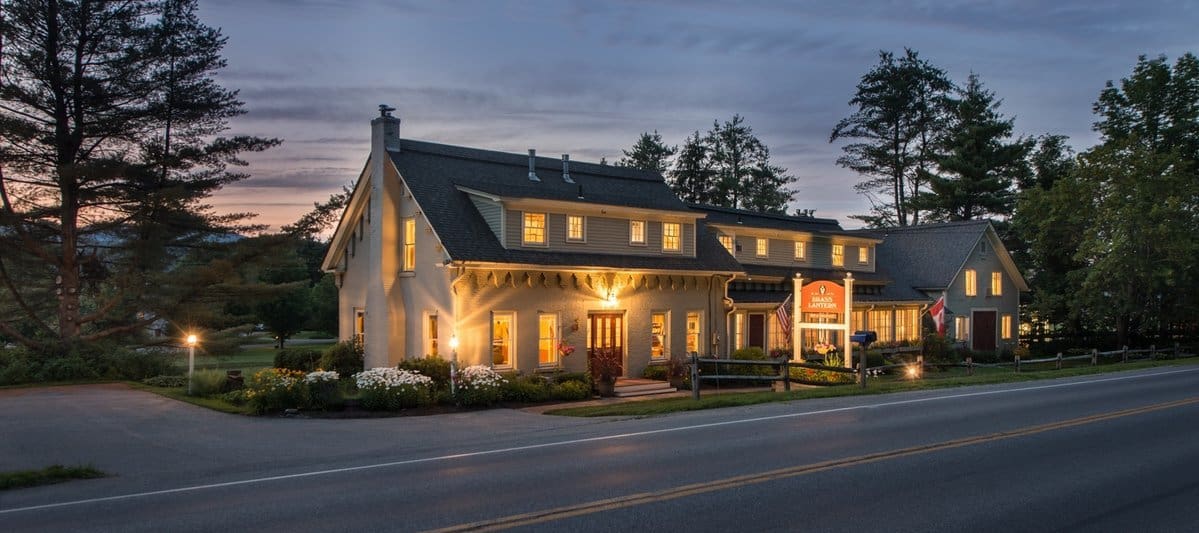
[792,274,803,362]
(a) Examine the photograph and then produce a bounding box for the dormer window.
[522,212,546,246]
[858,246,869,264]
[630,220,646,245]
[755,238,768,257]
[567,215,585,242]
[662,222,681,252]
[794,241,806,261]
[719,235,734,254]
[832,244,844,267]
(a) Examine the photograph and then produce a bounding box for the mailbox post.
[850,331,877,388]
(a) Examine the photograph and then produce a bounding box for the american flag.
[776,293,793,340]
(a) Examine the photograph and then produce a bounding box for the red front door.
[589,314,624,378]
[748,313,766,349]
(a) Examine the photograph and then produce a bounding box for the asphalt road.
[2,366,1198,532]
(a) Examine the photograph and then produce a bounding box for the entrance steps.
[613,378,677,398]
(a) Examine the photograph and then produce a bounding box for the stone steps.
[613,379,677,398]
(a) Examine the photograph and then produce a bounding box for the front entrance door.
[589,313,624,378]
[748,313,766,350]
[972,311,997,352]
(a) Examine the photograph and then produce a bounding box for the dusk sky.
[199,1,1197,231]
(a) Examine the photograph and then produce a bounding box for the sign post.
[793,274,854,373]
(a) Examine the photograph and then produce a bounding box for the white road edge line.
[3,366,1197,515]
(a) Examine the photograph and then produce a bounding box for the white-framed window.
[732,312,744,350]
[566,215,585,242]
[991,272,1003,296]
[686,312,702,355]
[662,222,681,252]
[858,246,869,264]
[353,308,365,345]
[794,241,806,261]
[522,213,546,246]
[629,220,646,245]
[965,269,977,297]
[492,312,515,368]
[403,218,416,271]
[1002,314,1013,340]
[955,316,970,342]
[755,237,768,257]
[651,312,669,359]
[869,309,893,343]
[832,244,844,267]
[894,308,919,342]
[426,314,439,356]
[719,234,734,254]
[538,314,558,366]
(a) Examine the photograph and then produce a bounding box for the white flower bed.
[305,370,340,383]
[458,365,506,389]
[354,367,433,389]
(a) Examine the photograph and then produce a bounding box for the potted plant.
[589,348,620,397]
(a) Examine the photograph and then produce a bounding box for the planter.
[595,378,616,397]
[668,376,686,389]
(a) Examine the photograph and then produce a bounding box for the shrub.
[246,368,308,414]
[789,366,856,385]
[703,347,775,378]
[0,348,35,385]
[320,341,364,377]
[101,348,178,380]
[188,369,228,396]
[501,373,550,403]
[274,348,322,372]
[642,365,668,381]
[142,375,187,388]
[456,365,506,407]
[549,380,592,401]
[304,370,342,410]
[398,356,451,388]
[553,372,591,386]
[37,356,97,382]
[354,367,434,410]
[222,389,248,406]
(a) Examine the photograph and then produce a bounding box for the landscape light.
[449,334,459,350]
[186,334,198,346]
[906,365,919,379]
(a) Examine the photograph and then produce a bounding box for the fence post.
[1122,345,1128,364]
[690,354,700,400]
[1056,352,1062,370]
[966,356,973,376]
[916,354,924,379]
[1015,354,1021,373]
[1175,342,1181,358]
[1091,348,1098,366]
[1150,344,1156,360]
[782,358,791,392]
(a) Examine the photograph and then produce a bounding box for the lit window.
[794,241,806,260]
[630,220,646,245]
[403,218,416,271]
[894,308,919,342]
[858,246,869,264]
[427,315,438,356]
[538,314,558,366]
[719,235,734,254]
[991,272,1002,296]
[522,213,546,245]
[1002,314,1013,340]
[567,215,585,242]
[868,309,893,343]
[651,312,668,359]
[492,312,514,367]
[686,312,701,354]
[965,269,977,297]
[955,316,970,341]
[353,309,365,345]
[662,222,681,252]
[732,313,744,350]
[832,244,844,267]
[756,238,768,257]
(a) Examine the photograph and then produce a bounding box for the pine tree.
[668,116,796,212]
[668,131,714,204]
[617,131,677,173]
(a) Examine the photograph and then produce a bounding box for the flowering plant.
[353,367,434,410]
[245,368,307,414]
[814,342,836,355]
[589,348,621,382]
[456,365,506,406]
[558,341,576,358]
[304,370,340,383]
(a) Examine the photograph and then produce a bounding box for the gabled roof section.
[388,140,742,273]
[863,219,1029,292]
[692,204,856,237]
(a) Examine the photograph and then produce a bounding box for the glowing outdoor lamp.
[186,333,199,395]
[605,289,617,307]
[449,333,460,395]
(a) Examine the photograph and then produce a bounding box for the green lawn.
[127,381,253,414]
[546,357,1199,417]
[0,465,106,491]
[185,341,336,374]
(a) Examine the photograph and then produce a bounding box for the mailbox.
[850,330,877,348]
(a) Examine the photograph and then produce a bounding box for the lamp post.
[449,334,460,396]
[186,333,198,395]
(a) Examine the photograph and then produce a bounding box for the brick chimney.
[372,104,401,152]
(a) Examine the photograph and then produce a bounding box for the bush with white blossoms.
[456,365,506,407]
[354,367,434,410]
[245,368,307,414]
[304,370,342,410]
[304,370,340,383]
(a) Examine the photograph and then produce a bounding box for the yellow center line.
[429,396,1199,532]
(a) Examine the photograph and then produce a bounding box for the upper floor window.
[403,218,416,271]
[832,244,844,267]
[965,269,977,297]
[719,234,734,254]
[858,246,869,264]
[566,215,585,242]
[662,222,681,252]
[755,238,768,257]
[522,212,546,246]
[991,272,1002,296]
[630,220,646,245]
[794,241,806,261]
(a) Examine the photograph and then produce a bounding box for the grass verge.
[126,382,252,415]
[0,464,106,491]
[546,357,1199,417]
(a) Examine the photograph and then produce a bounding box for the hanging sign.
[800,280,844,313]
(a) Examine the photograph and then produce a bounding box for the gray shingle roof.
[388,140,742,273]
[861,220,992,291]
[690,204,848,235]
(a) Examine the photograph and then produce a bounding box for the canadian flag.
[930,295,947,336]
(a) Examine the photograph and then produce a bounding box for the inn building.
[321,108,1028,375]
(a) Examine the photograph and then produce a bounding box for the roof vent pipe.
[562,154,574,183]
[528,149,540,182]
[577,184,584,199]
